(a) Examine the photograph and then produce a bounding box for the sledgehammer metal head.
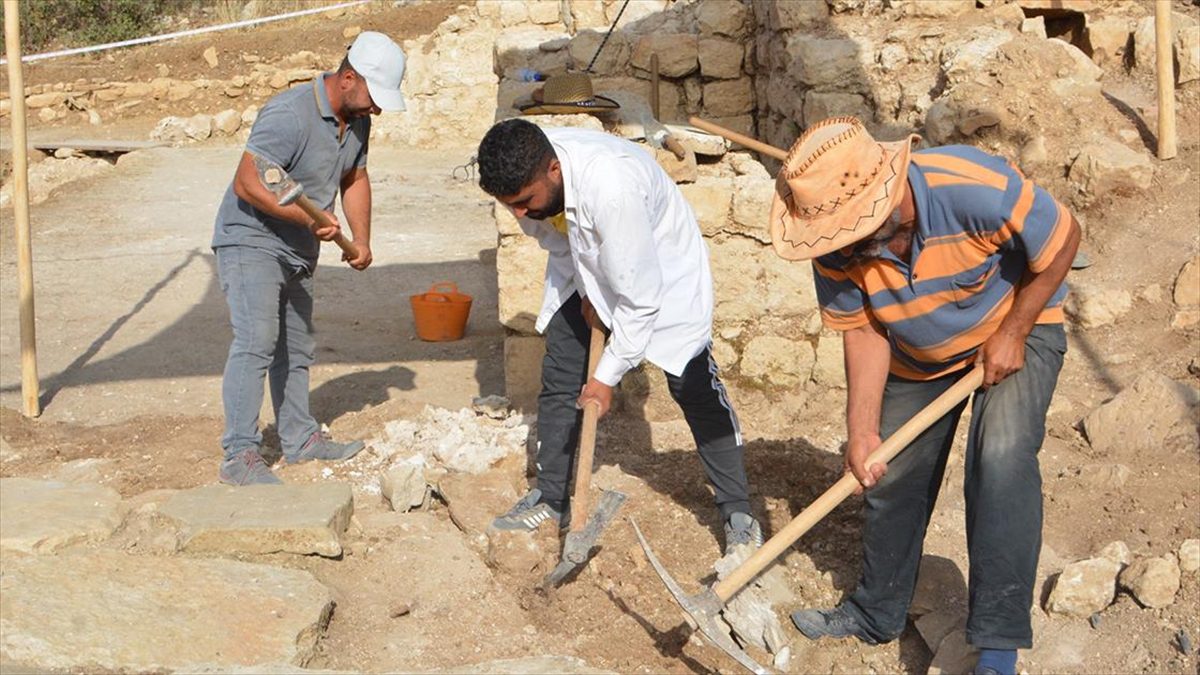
[253,154,304,207]
[631,519,771,674]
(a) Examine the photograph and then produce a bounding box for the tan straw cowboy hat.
[519,72,620,116]
[769,116,921,261]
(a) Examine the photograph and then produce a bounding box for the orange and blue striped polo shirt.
[813,145,1072,381]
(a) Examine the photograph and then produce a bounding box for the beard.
[849,209,907,262]
[525,178,565,221]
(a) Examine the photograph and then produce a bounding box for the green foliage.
[3,0,181,54]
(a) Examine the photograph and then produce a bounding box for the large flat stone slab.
[432,656,615,674]
[0,478,123,554]
[0,551,333,671]
[160,483,353,557]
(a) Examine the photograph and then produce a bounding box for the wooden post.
[4,0,41,417]
[649,53,660,121]
[1155,0,1177,160]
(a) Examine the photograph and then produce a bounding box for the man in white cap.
[211,31,406,485]
[774,117,1079,675]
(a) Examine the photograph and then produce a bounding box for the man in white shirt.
[476,118,761,553]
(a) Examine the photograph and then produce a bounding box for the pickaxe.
[634,366,985,674]
[252,154,360,260]
[543,323,628,588]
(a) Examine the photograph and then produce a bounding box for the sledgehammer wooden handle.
[292,193,360,260]
[713,365,985,601]
[568,324,607,534]
[689,116,788,161]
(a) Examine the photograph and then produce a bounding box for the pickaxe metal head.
[631,519,771,674]
[542,489,627,589]
[252,154,304,207]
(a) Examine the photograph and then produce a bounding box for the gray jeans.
[844,323,1067,649]
[216,246,319,458]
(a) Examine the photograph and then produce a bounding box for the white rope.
[0,0,369,66]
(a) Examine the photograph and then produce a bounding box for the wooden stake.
[4,0,41,417]
[650,53,660,120]
[1155,0,1177,160]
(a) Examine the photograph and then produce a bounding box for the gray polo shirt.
[212,75,370,271]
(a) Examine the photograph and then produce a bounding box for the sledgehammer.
[252,154,360,260]
[634,366,986,674]
[543,324,628,589]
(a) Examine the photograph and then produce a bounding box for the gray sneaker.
[219,448,282,486]
[491,489,565,532]
[285,431,365,465]
[724,512,763,554]
[790,605,879,645]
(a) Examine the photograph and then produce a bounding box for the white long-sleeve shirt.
[516,127,714,387]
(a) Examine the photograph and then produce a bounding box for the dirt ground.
[2,2,1199,674]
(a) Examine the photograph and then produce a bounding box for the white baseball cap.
[347,31,407,112]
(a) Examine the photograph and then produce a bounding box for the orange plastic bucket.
[410,281,473,341]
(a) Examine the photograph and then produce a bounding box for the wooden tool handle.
[688,116,788,161]
[712,366,985,601]
[568,323,608,533]
[293,193,360,259]
[1155,0,1177,160]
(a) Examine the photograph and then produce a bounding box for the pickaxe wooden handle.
[688,116,788,161]
[568,323,607,535]
[289,189,360,260]
[713,365,985,601]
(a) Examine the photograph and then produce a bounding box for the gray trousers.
[536,293,752,519]
[216,246,319,458]
[844,323,1067,649]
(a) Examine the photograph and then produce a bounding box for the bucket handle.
[429,281,459,295]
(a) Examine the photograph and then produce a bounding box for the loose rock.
[0,478,123,554]
[1119,556,1181,608]
[1178,539,1200,573]
[1081,372,1200,457]
[380,457,427,512]
[1046,557,1120,617]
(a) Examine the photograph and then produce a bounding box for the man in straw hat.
[776,117,1079,675]
[211,31,407,485]
[475,118,761,554]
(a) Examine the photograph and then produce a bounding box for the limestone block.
[730,174,774,243]
[568,29,630,75]
[1172,307,1200,329]
[698,37,745,79]
[528,0,561,25]
[381,457,427,512]
[213,108,241,135]
[787,35,867,90]
[1119,556,1181,608]
[762,0,828,31]
[184,113,214,141]
[1047,37,1103,84]
[1178,26,1200,84]
[497,234,547,334]
[928,629,979,675]
[706,114,755,141]
[24,92,67,108]
[494,28,572,79]
[761,250,819,319]
[0,551,333,671]
[679,175,733,237]
[593,75,684,121]
[438,470,519,539]
[1134,13,1199,72]
[1085,17,1132,66]
[499,0,529,26]
[159,483,353,557]
[904,0,974,17]
[803,91,871,127]
[0,478,123,554]
[910,555,967,616]
[167,81,196,101]
[765,76,804,121]
[812,334,846,388]
[570,0,609,30]
[203,46,219,68]
[916,611,965,653]
[710,237,762,322]
[697,0,749,38]
[1179,539,1200,573]
[702,77,755,117]
[1081,372,1200,457]
[505,335,546,412]
[1046,557,1120,617]
[650,146,699,184]
[1021,16,1047,39]
[1063,282,1132,328]
[1096,540,1131,566]
[631,34,699,77]
[1173,255,1200,306]
[668,123,729,157]
[740,336,815,387]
